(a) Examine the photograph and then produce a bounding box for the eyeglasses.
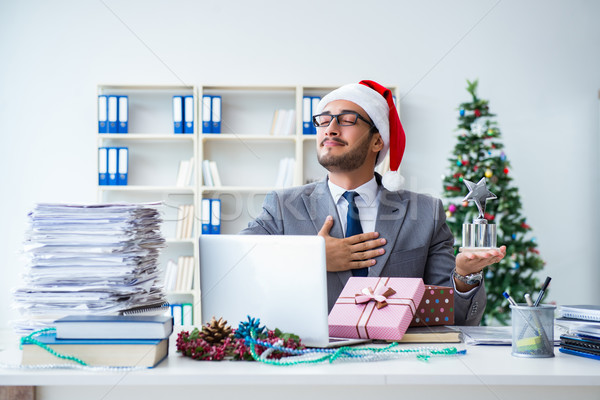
[312,112,374,128]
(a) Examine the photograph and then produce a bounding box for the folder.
[182,303,193,325]
[211,95,221,134]
[303,96,312,135]
[117,147,128,185]
[107,96,118,133]
[311,97,320,135]
[98,147,108,185]
[184,95,194,134]
[98,95,108,133]
[210,199,221,234]
[172,96,183,134]
[107,147,118,185]
[118,96,128,133]
[202,95,212,133]
[171,304,183,326]
[201,198,211,234]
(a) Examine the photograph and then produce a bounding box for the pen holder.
[510,304,555,358]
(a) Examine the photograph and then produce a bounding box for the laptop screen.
[199,235,331,347]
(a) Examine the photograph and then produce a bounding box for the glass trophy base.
[459,246,500,253]
[462,222,497,249]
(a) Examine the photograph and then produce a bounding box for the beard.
[317,132,372,172]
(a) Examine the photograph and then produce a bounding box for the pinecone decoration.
[200,317,233,346]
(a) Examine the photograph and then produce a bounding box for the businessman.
[240,80,505,325]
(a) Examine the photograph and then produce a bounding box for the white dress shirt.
[327,176,380,235]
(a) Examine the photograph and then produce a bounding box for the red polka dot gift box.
[410,285,455,327]
[328,277,425,341]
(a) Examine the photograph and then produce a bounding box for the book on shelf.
[174,256,194,292]
[184,95,194,134]
[201,95,221,134]
[169,303,193,325]
[270,109,295,136]
[118,95,128,133]
[173,95,183,133]
[98,95,108,133]
[100,146,128,186]
[98,147,108,185]
[209,161,222,186]
[302,96,320,135]
[21,332,168,368]
[55,315,173,340]
[211,95,222,133]
[108,95,118,133]
[164,259,178,292]
[176,157,194,187]
[175,204,194,239]
[395,326,461,343]
[275,157,295,188]
[310,97,320,135]
[558,305,600,322]
[202,160,221,187]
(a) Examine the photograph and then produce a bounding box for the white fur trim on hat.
[316,83,390,165]
[382,170,405,192]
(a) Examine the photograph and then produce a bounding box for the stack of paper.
[12,203,167,333]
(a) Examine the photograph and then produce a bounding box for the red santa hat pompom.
[315,80,406,191]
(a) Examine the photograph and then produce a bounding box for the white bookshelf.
[96,83,398,326]
[96,84,200,325]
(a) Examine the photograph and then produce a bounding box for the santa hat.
[315,80,406,191]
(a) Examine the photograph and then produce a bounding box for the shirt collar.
[327,176,379,206]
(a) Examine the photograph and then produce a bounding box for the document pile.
[12,203,167,333]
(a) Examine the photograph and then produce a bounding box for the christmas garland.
[176,316,304,361]
[177,316,466,364]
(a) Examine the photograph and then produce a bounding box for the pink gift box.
[328,277,425,341]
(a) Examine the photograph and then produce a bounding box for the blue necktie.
[343,191,368,277]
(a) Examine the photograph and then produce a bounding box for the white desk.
[1,332,600,400]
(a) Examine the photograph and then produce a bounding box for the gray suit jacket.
[240,175,485,325]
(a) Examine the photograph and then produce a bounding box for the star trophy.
[459,177,499,252]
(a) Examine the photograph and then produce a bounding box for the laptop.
[199,235,366,348]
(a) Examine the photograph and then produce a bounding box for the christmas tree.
[441,79,546,325]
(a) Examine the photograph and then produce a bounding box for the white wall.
[1,0,599,329]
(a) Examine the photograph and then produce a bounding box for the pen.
[502,291,518,307]
[533,276,551,307]
[524,293,534,307]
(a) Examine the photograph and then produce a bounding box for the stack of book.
[21,315,173,367]
[557,305,600,360]
[12,203,167,334]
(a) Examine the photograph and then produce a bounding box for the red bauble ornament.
[503,167,509,174]
[461,160,469,166]
[484,213,495,221]
[473,165,479,171]
[474,109,481,117]
[521,222,531,230]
